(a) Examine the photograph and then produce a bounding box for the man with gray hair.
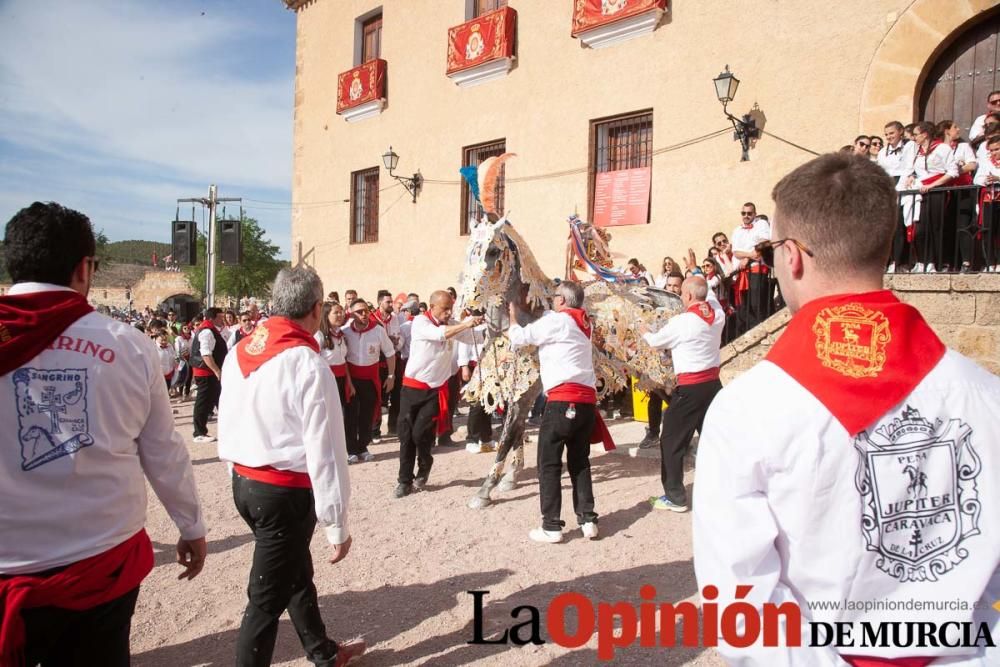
[508,280,610,543]
[218,266,364,666]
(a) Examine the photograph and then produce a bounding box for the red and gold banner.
[447,6,516,75]
[336,59,387,113]
[592,167,651,227]
[571,0,667,37]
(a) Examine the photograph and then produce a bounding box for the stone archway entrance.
[161,294,201,322]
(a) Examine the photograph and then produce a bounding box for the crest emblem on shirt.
[812,303,890,378]
[13,368,94,471]
[245,326,269,355]
[854,405,981,583]
[465,24,485,60]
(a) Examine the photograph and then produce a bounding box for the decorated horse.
[456,155,684,508]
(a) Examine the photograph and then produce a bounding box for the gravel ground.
[131,400,724,666]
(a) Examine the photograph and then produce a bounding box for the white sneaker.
[466,441,483,454]
[581,522,599,540]
[360,451,375,462]
[192,435,216,443]
[992,265,999,273]
[347,454,360,464]
[529,527,562,543]
[912,262,925,273]
[886,263,896,274]
[926,263,936,273]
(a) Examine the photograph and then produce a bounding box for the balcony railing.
[446,6,516,87]
[336,58,387,122]
[571,0,668,48]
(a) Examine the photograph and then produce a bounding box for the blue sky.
[0,0,297,255]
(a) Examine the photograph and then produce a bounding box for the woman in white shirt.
[653,256,678,289]
[314,301,352,411]
[940,120,978,272]
[902,121,954,273]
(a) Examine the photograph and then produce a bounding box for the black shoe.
[393,483,413,499]
[639,434,659,449]
[437,436,457,447]
[413,475,428,490]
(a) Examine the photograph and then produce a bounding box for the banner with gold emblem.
[336,59,387,114]
[571,0,667,37]
[447,6,516,75]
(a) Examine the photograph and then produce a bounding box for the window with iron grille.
[350,167,379,244]
[589,110,653,222]
[460,139,506,235]
[361,13,382,62]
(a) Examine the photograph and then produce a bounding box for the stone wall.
[719,274,1000,383]
[0,270,195,310]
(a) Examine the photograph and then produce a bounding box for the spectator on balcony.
[969,89,1000,141]
[852,135,871,157]
[731,203,772,330]
[903,123,916,141]
[868,136,883,161]
[878,121,915,273]
[712,232,738,279]
[653,257,678,289]
[939,120,978,273]
[974,135,1000,272]
[624,258,653,285]
[901,121,954,273]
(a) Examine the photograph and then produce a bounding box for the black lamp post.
[713,65,759,162]
[381,146,422,202]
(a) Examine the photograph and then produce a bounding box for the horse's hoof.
[498,480,517,493]
[468,495,492,509]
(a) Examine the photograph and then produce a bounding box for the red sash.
[235,316,319,377]
[546,383,615,451]
[844,657,933,667]
[0,530,154,665]
[348,362,382,426]
[677,367,720,386]
[402,377,452,435]
[233,463,311,489]
[766,291,945,436]
[0,289,93,376]
[686,301,716,325]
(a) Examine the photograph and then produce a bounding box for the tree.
[184,216,287,301]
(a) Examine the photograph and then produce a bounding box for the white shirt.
[949,141,977,179]
[732,219,772,255]
[218,345,351,545]
[693,351,1000,665]
[457,324,488,367]
[716,251,739,278]
[643,292,725,375]
[157,345,176,376]
[341,321,395,367]
[197,327,216,356]
[313,330,348,366]
[375,310,401,349]
[973,141,1000,185]
[877,139,916,179]
[399,319,413,360]
[0,283,205,574]
[174,335,191,360]
[970,113,987,141]
[509,310,596,391]
[909,142,954,182]
[405,314,477,388]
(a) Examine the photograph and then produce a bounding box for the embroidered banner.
[592,167,651,227]
[447,6,516,75]
[571,0,667,37]
[336,58,387,113]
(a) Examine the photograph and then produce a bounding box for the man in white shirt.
[969,89,1000,141]
[508,281,608,544]
[731,202,773,331]
[191,307,227,443]
[394,291,483,498]
[342,299,395,463]
[0,202,206,665]
[642,276,725,512]
[693,153,1000,665]
[373,290,402,441]
[218,266,364,667]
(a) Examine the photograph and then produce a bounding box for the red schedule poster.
[592,167,651,227]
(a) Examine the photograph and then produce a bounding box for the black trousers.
[659,379,722,506]
[193,374,221,437]
[537,401,598,531]
[232,473,338,667]
[387,356,404,434]
[397,386,438,485]
[645,390,669,438]
[334,375,349,415]
[891,204,910,267]
[18,585,140,667]
[466,402,494,443]
[916,191,947,266]
[983,201,1000,267]
[344,378,376,456]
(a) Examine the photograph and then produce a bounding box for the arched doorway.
[160,293,201,322]
[919,8,1000,135]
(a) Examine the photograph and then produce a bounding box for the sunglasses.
[351,309,369,315]
[990,99,1000,105]
[740,212,754,217]
[858,142,870,149]
[757,238,814,268]
[240,319,250,323]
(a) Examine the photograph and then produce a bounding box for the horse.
[456,215,684,508]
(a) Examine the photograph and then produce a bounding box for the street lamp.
[381,146,422,202]
[713,65,759,162]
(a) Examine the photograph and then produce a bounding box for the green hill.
[102,240,172,266]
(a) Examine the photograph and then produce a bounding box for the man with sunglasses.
[970,89,1000,141]
[342,297,395,463]
[693,154,1000,665]
[0,202,207,665]
[731,202,772,331]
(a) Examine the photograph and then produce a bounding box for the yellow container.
[631,378,650,423]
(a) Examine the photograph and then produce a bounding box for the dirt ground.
[131,400,724,667]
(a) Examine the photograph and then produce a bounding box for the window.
[361,13,382,62]
[589,110,653,222]
[467,0,507,19]
[351,167,379,244]
[460,139,506,235]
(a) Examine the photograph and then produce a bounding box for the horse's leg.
[498,382,540,493]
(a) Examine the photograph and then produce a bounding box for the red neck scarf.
[686,301,716,325]
[766,291,945,436]
[0,289,94,376]
[352,316,378,334]
[374,308,394,326]
[917,140,942,157]
[236,316,319,377]
[561,307,591,338]
[197,319,218,334]
[425,312,443,327]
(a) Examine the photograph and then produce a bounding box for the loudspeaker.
[171,220,197,265]
[219,219,242,265]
